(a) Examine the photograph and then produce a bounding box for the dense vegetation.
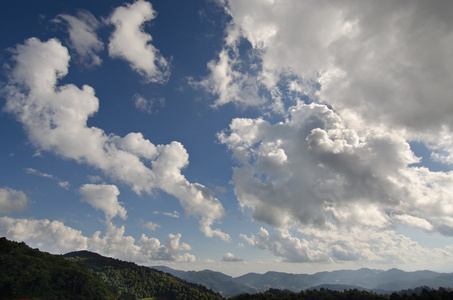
[230,287,453,299]
[230,288,386,300]
[0,237,115,299]
[63,250,223,300]
[1,238,222,300]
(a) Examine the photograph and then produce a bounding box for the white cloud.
[212,1,453,259]
[89,222,195,263]
[79,184,127,221]
[151,143,230,241]
[0,216,195,262]
[241,227,329,263]
[193,49,264,108]
[25,167,53,178]
[241,226,453,266]
[112,132,159,162]
[220,102,453,232]
[220,0,453,129]
[58,181,70,189]
[0,187,29,214]
[163,211,180,218]
[107,0,170,83]
[143,221,160,231]
[0,216,88,253]
[220,101,453,263]
[301,225,452,266]
[199,217,231,242]
[208,0,453,167]
[3,37,228,240]
[392,214,434,232]
[56,10,103,67]
[222,252,243,262]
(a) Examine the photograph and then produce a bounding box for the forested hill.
[0,237,223,300]
[0,237,115,299]
[63,250,223,300]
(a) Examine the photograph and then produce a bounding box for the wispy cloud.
[163,211,180,218]
[25,168,70,189]
[55,10,103,67]
[134,94,165,114]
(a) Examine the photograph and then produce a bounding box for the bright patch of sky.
[1,0,453,277]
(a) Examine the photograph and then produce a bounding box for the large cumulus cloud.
[209,0,453,264]
[203,0,453,162]
[216,0,453,131]
[220,101,453,263]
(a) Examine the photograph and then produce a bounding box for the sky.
[1,0,453,277]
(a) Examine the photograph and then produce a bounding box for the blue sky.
[1,0,453,276]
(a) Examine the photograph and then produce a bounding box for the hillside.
[0,238,223,300]
[0,237,115,299]
[63,250,223,300]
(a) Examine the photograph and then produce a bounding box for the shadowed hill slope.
[64,250,224,300]
[0,237,115,299]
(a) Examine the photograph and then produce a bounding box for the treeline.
[230,287,453,300]
[231,288,386,300]
[0,237,115,299]
[391,286,453,299]
[64,250,223,300]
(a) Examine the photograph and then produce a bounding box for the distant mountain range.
[153,266,453,298]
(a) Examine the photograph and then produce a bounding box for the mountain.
[375,269,453,291]
[234,267,453,293]
[153,266,257,298]
[153,266,453,296]
[234,271,312,292]
[307,268,383,288]
[64,251,223,299]
[0,237,115,299]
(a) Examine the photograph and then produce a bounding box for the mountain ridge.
[152,265,453,297]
